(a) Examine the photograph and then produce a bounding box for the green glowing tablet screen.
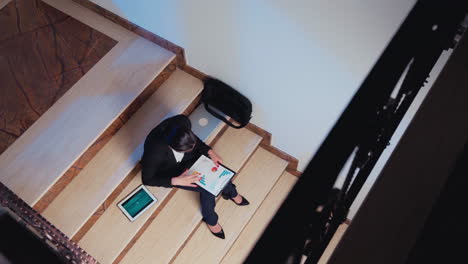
[121,188,154,218]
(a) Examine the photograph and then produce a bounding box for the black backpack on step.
[202,77,252,129]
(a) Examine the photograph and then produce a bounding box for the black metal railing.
[246,1,468,263]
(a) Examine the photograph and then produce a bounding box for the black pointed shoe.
[222,194,250,206]
[210,228,225,239]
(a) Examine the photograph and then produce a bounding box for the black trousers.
[175,182,238,226]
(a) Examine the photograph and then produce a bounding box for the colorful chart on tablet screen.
[188,155,235,195]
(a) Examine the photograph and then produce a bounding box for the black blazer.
[141,115,211,187]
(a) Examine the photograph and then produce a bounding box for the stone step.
[172,148,289,264]
[221,172,297,263]
[42,69,202,237]
[118,127,263,264]
[77,112,224,264]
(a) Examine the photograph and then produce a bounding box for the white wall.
[91,0,416,170]
[89,0,426,218]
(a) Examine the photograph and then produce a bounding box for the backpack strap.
[204,103,247,129]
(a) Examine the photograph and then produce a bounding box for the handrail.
[246,1,468,263]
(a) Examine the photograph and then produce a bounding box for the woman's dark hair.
[166,125,197,152]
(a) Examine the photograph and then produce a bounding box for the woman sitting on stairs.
[141,114,249,239]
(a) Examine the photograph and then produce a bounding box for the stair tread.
[172,148,288,264]
[77,117,223,264]
[0,35,174,206]
[221,172,297,264]
[42,69,201,237]
[77,171,171,263]
[119,127,262,264]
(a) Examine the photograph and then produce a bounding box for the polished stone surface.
[0,0,117,155]
[34,59,177,213]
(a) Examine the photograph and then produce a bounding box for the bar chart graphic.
[219,169,231,178]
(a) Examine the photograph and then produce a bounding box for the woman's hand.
[171,170,201,187]
[208,149,223,166]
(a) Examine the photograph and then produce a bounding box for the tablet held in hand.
[188,155,236,196]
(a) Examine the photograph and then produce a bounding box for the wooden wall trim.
[245,123,301,177]
[286,167,302,177]
[262,144,300,175]
[245,123,272,146]
[181,64,208,80]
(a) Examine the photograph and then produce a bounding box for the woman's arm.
[142,156,201,187]
[208,149,223,166]
[141,155,179,187]
[171,170,201,187]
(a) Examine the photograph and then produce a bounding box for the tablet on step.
[118,185,157,222]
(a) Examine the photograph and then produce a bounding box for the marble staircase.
[0,1,338,263]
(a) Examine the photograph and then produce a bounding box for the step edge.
[220,171,297,264]
[42,71,203,237]
[34,58,178,213]
[76,113,226,263]
[117,129,263,264]
[171,147,289,263]
[0,46,176,206]
[71,86,203,237]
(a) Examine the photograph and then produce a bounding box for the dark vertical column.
[329,31,468,264]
